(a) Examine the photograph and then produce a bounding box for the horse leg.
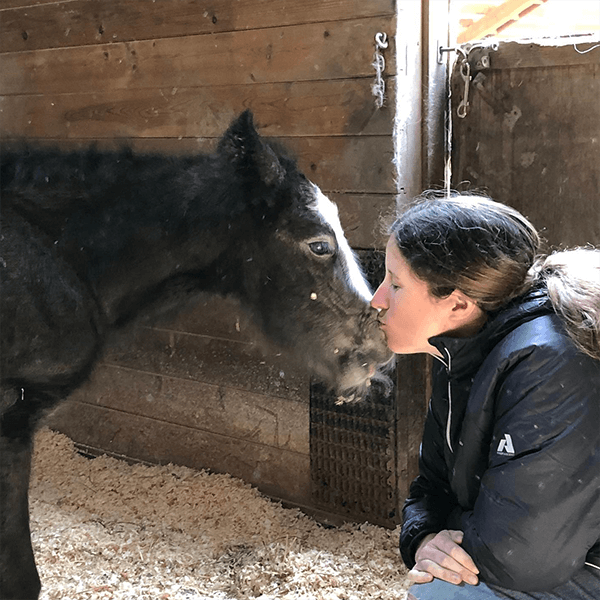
[0,388,41,600]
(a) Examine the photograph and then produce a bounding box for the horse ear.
[218,110,284,188]
[255,141,285,188]
[218,109,258,161]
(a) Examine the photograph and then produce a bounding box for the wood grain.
[0,17,396,95]
[0,78,396,139]
[452,55,600,248]
[68,364,310,455]
[103,326,309,403]
[1,0,395,52]
[47,400,312,505]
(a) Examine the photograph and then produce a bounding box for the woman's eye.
[308,241,333,256]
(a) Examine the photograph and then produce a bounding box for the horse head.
[216,111,393,400]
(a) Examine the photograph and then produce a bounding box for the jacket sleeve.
[400,370,458,568]
[448,343,600,591]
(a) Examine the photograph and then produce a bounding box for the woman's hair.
[389,191,600,360]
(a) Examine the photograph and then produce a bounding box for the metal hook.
[457,60,471,119]
[375,32,388,49]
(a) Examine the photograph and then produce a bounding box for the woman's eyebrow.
[387,270,402,284]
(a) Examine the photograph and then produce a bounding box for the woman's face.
[371,237,458,356]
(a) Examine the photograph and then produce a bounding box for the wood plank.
[0,17,397,95]
[103,326,309,403]
[422,0,452,189]
[0,0,60,9]
[0,78,396,139]
[0,136,397,194]
[331,193,396,249]
[287,136,396,194]
[159,295,265,344]
[487,40,600,70]
[0,0,396,53]
[46,400,312,505]
[67,364,310,455]
[451,59,600,248]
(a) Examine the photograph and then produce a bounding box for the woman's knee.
[408,579,500,600]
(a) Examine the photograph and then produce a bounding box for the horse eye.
[308,241,333,256]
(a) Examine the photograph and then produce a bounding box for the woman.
[371,192,600,600]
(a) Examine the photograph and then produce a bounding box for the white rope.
[372,32,388,109]
[573,42,600,54]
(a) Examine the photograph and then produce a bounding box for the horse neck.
[94,219,242,328]
[60,160,248,328]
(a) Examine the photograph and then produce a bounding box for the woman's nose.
[370,282,387,311]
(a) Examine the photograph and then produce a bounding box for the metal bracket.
[438,41,499,68]
[467,46,496,75]
[440,42,499,118]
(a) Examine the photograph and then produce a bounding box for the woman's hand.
[407,530,479,586]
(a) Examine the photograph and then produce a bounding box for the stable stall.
[1,0,598,543]
[1,0,428,529]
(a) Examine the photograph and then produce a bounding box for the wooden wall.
[1,1,401,514]
[451,40,600,249]
[0,0,397,247]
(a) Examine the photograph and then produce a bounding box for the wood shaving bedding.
[30,428,410,600]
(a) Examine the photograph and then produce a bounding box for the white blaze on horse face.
[312,185,372,302]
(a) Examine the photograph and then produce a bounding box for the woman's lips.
[377,321,388,341]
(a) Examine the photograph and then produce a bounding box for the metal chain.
[372,32,388,109]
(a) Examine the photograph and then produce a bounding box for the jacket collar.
[429,286,553,378]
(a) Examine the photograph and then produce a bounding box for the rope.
[573,42,600,54]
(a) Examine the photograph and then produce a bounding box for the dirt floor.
[30,428,411,600]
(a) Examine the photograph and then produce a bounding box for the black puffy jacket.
[400,287,600,592]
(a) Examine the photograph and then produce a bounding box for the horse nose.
[362,305,386,337]
[366,304,380,321]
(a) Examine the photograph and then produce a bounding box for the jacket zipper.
[433,348,453,453]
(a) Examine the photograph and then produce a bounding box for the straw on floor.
[30,428,410,600]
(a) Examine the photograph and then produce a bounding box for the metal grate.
[309,250,400,527]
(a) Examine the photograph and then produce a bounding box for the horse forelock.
[310,185,372,302]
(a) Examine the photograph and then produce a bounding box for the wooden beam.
[457,0,547,43]
[0,0,396,53]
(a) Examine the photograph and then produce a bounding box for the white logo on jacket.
[497,433,515,455]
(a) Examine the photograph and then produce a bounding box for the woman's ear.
[446,290,485,333]
[450,290,471,312]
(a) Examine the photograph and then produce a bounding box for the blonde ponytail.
[537,248,600,360]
